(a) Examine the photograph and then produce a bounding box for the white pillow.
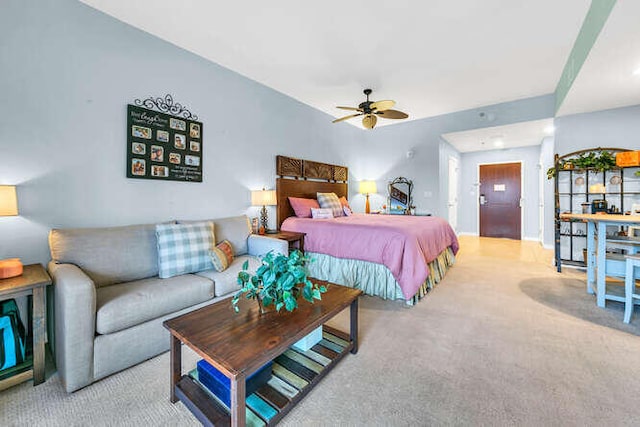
[311,208,333,219]
[343,205,353,216]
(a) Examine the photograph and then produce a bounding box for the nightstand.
[0,264,51,390]
[266,231,305,253]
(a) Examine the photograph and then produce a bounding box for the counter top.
[559,213,640,224]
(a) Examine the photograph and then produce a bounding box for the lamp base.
[365,194,371,214]
[0,258,23,279]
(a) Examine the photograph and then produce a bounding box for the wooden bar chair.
[601,236,640,306]
[624,254,640,324]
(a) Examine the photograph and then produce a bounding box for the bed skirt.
[306,246,456,305]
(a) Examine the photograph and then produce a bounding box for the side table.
[265,231,305,253]
[0,264,51,390]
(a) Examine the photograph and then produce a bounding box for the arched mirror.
[388,177,413,215]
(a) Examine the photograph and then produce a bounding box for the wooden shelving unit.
[554,148,640,272]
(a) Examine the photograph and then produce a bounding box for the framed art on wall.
[126,96,203,182]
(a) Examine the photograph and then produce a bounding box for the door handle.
[480,194,487,205]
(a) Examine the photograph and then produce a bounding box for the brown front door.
[479,163,521,240]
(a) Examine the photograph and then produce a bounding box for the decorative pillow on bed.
[343,205,353,216]
[317,192,344,217]
[339,196,351,210]
[210,240,234,272]
[156,221,215,278]
[288,197,320,218]
[311,208,333,219]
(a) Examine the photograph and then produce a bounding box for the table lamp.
[0,185,23,279]
[251,188,277,234]
[359,181,377,214]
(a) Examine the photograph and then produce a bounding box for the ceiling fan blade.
[362,115,377,129]
[337,106,362,111]
[375,109,409,120]
[370,100,395,112]
[332,113,363,123]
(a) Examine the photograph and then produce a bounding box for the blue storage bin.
[196,359,273,407]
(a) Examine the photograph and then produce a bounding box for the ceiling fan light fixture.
[362,115,377,129]
[333,89,408,128]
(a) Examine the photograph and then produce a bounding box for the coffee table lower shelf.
[175,325,353,426]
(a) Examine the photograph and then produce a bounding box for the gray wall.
[357,95,555,218]
[438,140,461,226]
[540,136,556,248]
[0,0,362,265]
[458,145,542,240]
[555,104,640,153]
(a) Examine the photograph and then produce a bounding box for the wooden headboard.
[276,155,348,229]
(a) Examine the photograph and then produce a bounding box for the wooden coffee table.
[163,282,362,426]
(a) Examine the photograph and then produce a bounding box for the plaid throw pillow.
[156,222,215,278]
[317,192,343,217]
[210,240,234,272]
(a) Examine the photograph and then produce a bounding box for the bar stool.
[623,254,640,323]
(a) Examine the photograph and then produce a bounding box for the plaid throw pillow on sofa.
[317,192,344,217]
[156,221,215,278]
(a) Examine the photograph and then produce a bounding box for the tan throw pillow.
[210,240,234,272]
[317,192,344,217]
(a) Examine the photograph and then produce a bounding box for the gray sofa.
[48,215,287,392]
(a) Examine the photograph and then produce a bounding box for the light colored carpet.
[2,236,640,426]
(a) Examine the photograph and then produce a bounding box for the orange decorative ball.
[0,258,23,279]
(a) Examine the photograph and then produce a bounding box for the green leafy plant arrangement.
[232,250,326,313]
[547,150,617,179]
[572,150,616,172]
[546,160,574,179]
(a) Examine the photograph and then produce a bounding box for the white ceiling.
[80,0,590,127]
[557,0,640,116]
[442,118,554,153]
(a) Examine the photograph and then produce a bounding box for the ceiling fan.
[332,89,409,129]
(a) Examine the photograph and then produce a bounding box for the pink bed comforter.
[281,214,459,299]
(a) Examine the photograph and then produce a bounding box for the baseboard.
[542,243,554,250]
[457,232,479,236]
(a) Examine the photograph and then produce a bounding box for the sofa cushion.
[156,221,215,278]
[178,216,252,256]
[213,216,252,256]
[95,274,214,335]
[49,224,159,288]
[196,255,261,297]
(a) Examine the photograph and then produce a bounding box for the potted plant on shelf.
[547,150,617,179]
[572,150,616,172]
[232,250,326,314]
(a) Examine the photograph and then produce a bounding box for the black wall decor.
[127,95,203,182]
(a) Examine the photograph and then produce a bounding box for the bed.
[275,155,459,305]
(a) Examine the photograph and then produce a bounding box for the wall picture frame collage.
[126,104,203,182]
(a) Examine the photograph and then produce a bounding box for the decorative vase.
[256,295,276,315]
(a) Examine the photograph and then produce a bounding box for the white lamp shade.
[359,181,377,195]
[251,189,277,206]
[0,185,18,216]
